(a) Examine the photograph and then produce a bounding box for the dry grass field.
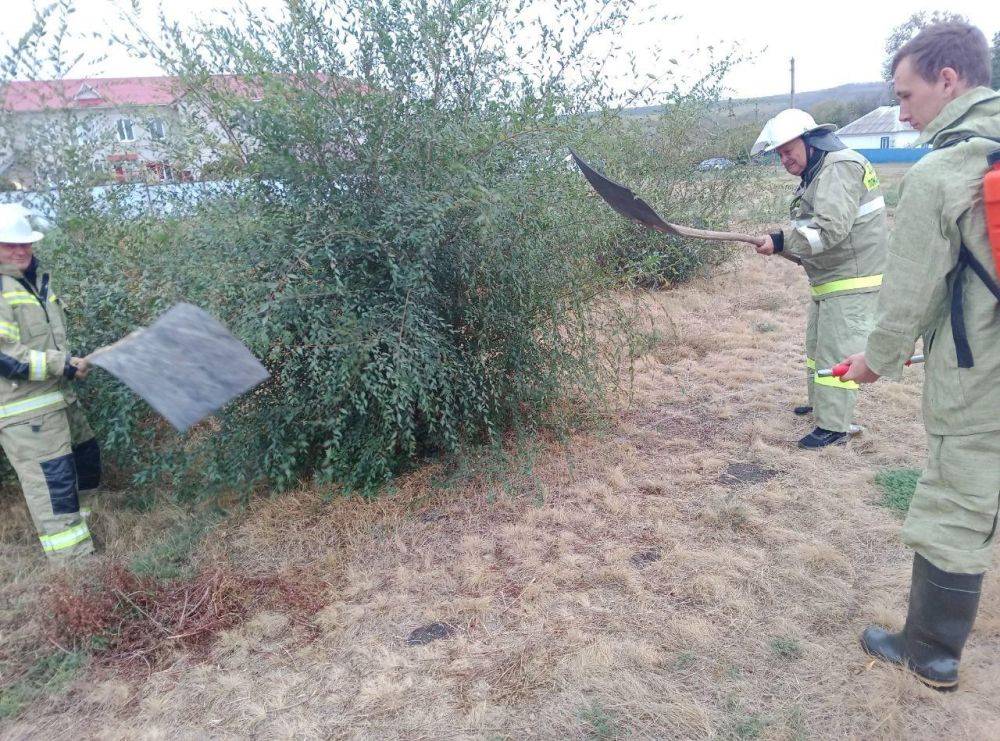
[5,161,999,740]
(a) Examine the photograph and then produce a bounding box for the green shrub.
[3,1,746,497]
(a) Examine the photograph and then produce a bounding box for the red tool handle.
[826,354,924,378]
[830,362,851,378]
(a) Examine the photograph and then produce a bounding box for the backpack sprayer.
[820,147,1000,380]
[986,150,1000,269]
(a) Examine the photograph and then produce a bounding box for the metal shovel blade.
[570,147,802,264]
[88,303,270,433]
[569,149,673,232]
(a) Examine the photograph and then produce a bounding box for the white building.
[835,105,919,150]
[1,76,255,189]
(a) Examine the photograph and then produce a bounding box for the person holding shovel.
[751,110,888,448]
[838,22,1000,692]
[0,204,101,561]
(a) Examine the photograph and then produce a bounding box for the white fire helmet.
[751,109,837,157]
[0,204,45,244]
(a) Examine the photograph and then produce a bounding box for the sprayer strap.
[951,244,1000,368]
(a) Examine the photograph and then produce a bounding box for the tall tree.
[882,11,969,80]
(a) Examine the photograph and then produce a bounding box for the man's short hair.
[891,22,991,87]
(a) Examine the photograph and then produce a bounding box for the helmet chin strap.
[800,144,826,186]
[798,129,847,185]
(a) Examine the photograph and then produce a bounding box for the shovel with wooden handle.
[569,149,802,266]
[82,302,269,433]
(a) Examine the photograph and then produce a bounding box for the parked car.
[695,157,735,171]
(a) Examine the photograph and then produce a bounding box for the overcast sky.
[2,0,998,99]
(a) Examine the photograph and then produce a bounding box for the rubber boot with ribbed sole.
[861,554,982,692]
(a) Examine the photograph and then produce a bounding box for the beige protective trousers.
[902,431,1000,574]
[1,401,100,560]
[805,293,878,432]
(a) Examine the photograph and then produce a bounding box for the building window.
[880,136,891,149]
[116,118,135,142]
[146,162,174,182]
[148,118,166,140]
[75,119,95,145]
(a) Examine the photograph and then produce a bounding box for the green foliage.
[723,697,768,740]
[732,714,767,739]
[130,514,220,580]
[579,702,618,740]
[874,468,921,513]
[809,93,892,128]
[882,11,970,81]
[769,636,803,660]
[0,650,86,720]
[3,1,744,497]
[673,650,697,670]
[576,89,758,287]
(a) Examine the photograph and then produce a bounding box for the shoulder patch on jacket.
[863,163,880,191]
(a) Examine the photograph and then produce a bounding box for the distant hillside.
[625,81,893,126]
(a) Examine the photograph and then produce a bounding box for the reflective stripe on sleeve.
[28,350,47,381]
[796,226,823,252]
[0,321,19,342]
[856,196,885,219]
[805,357,816,370]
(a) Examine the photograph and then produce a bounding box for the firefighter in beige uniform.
[751,110,888,448]
[0,204,100,560]
[841,22,1000,691]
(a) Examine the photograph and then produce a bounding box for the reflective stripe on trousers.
[811,274,883,298]
[813,374,859,390]
[39,520,91,554]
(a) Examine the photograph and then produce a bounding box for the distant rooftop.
[0,75,262,113]
[2,74,357,114]
[836,105,915,136]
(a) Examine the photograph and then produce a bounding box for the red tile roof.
[2,76,183,112]
[2,73,358,113]
[1,75,263,112]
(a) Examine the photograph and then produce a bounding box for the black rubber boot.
[797,427,847,448]
[861,554,983,691]
[793,405,813,416]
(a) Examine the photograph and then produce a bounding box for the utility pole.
[790,57,796,109]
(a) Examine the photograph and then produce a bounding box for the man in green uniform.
[0,204,100,560]
[840,22,1000,691]
[751,109,888,448]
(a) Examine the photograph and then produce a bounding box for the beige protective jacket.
[865,87,1000,435]
[781,148,888,300]
[0,262,73,427]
